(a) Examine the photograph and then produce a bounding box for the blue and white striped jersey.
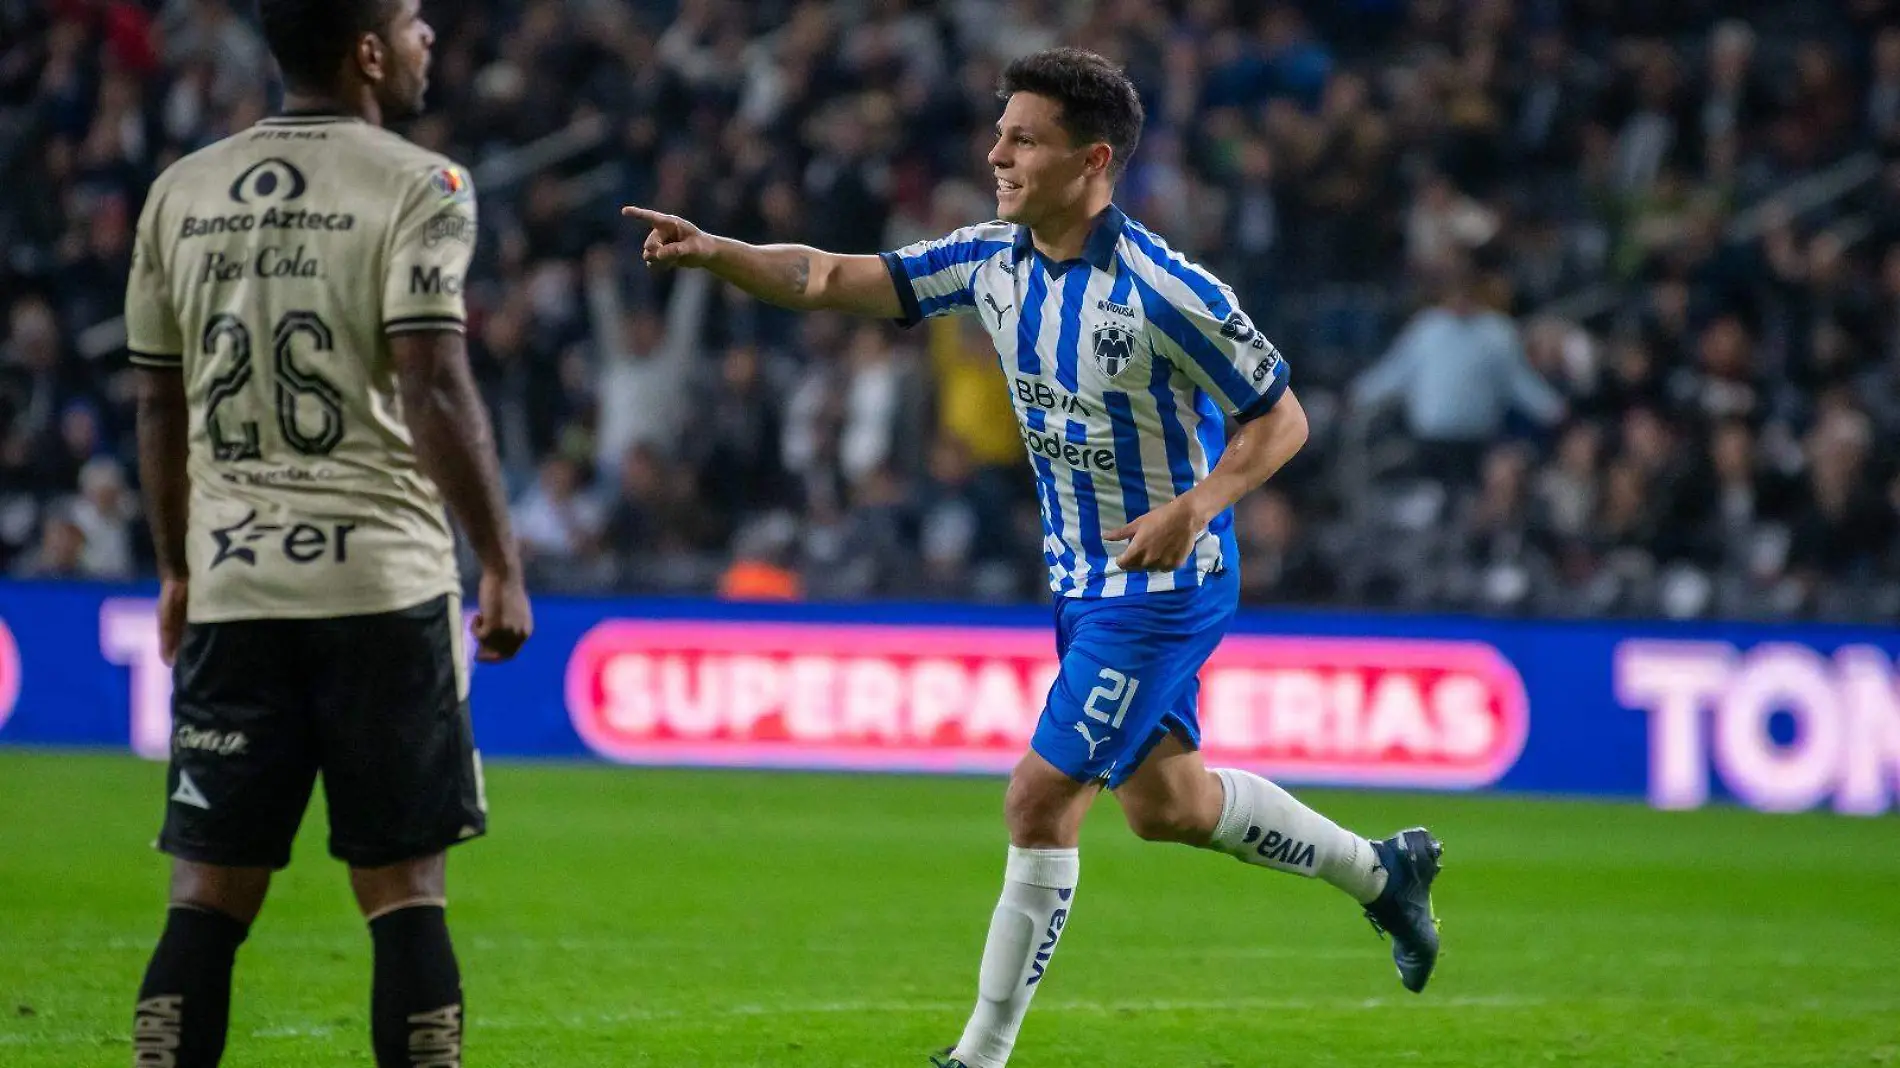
[880,204,1291,599]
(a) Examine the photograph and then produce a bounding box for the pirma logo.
[229,158,308,205]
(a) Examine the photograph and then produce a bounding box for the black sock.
[134,905,249,1068]
[369,905,464,1068]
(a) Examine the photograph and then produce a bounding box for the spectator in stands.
[70,455,137,580]
[512,455,606,582]
[1351,264,1567,483]
[587,247,711,481]
[1235,488,1338,605]
[1787,401,1895,592]
[12,509,85,581]
[691,340,790,543]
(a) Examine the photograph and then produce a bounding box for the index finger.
[620,205,668,228]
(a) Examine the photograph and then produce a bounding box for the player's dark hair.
[998,48,1145,177]
[257,0,398,93]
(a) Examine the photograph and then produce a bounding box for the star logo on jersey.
[229,158,308,205]
[208,510,282,570]
[1090,325,1138,378]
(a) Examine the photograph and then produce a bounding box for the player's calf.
[944,753,1091,1068]
[1207,769,1388,902]
[132,862,268,1068]
[356,856,463,1068]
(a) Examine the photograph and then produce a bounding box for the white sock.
[1209,768,1388,904]
[950,846,1080,1068]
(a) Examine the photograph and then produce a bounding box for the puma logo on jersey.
[984,293,1013,327]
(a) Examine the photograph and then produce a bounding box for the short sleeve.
[878,224,1013,328]
[1130,260,1290,421]
[382,162,478,336]
[125,192,184,368]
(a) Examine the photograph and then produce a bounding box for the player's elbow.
[1284,395,1311,449]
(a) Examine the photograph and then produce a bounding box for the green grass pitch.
[1,750,1895,1067]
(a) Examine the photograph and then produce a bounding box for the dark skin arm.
[389,330,532,662]
[136,368,191,663]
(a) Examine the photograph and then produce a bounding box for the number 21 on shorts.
[1082,667,1139,728]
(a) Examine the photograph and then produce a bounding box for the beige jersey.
[125,114,478,622]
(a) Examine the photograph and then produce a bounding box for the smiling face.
[986,92,1107,226]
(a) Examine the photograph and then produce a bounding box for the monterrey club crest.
[1091,325,1138,378]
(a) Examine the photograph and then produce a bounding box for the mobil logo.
[564,620,1530,789]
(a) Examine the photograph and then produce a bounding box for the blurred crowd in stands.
[2,0,1898,619]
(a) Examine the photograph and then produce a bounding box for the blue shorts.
[1030,559,1239,789]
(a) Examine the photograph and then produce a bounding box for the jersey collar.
[1012,203,1126,273]
[258,111,361,126]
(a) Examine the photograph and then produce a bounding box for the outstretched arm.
[620,205,902,318]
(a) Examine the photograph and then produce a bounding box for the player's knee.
[350,852,448,919]
[170,860,271,923]
[1004,766,1088,848]
[1120,797,1206,844]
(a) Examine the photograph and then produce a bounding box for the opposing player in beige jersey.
[125,2,529,1066]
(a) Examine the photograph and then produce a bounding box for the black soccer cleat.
[1362,827,1443,993]
[928,1049,968,1068]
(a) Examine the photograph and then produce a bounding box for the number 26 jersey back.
[125,114,475,623]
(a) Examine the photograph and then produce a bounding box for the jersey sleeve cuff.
[1235,368,1291,423]
[128,349,184,369]
[878,251,924,329]
[384,315,467,335]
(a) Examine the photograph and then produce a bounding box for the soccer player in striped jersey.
[622,47,1443,1067]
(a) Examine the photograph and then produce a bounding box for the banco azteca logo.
[230,158,308,205]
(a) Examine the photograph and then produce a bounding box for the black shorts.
[158,594,486,870]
